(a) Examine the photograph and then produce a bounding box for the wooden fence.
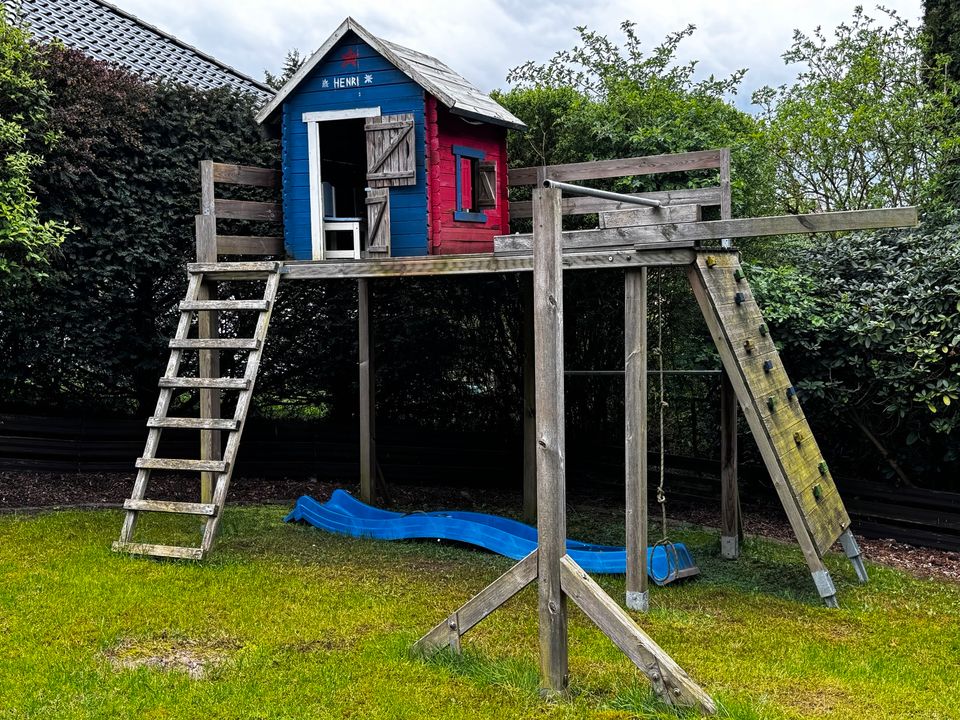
[1,414,958,550]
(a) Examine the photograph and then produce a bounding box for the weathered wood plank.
[169,338,260,350]
[509,150,724,186]
[495,227,695,252]
[216,236,285,255]
[147,417,240,431]
[601,204,701,229]
[626,207,919,245]
[509,187,722,219]
[532,187,569,695]
[123,499,218,516]
[189,261,281,273]
[180,300,270,311]
[358,278,376,504]
[213,199,282,222]
[720,372,739,558]
[158,377,250,390]
[111,541,204,560]
[135,458,227,472]
[624,268,648,610]
[195,212,220,506]
[414,551,538,655]
[281,248,697,279]
[559,556,716,713]
[211,163,280,187]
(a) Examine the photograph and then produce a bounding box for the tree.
[754,6,957,213]
[923,0,960,211]
[265,49,306,90]
[0,9,68,285]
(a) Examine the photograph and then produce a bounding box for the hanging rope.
[655,267,668,542]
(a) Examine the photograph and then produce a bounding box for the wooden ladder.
[687,250,867,605]
[113,261,282,560]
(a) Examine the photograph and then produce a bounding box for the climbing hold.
[744,339,755,354]
[759,323,768,336]
[734,268,745,282]
[786,386,798,400]
[818,461,829,476]
[813,484,823,501]
[763,359,774,373]
[706,256,717,268]
[767,396,777,412]
[794,431,804,445]
[735,292,745,305]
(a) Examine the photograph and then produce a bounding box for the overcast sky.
[116,0,923,109]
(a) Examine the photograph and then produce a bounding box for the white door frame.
[302,106,381,260]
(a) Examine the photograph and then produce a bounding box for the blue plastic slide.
[284,490,698,584]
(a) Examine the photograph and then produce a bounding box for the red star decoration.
[341,48,359,68]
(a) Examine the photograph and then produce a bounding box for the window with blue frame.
[453,145,496,222]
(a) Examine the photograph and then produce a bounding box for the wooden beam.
[358,278,376,504]
[213,199,282,222]
[532,187,568,695]
[559,556,716,713]
[210,163,280,187]
[280,247,697,280]
[600,204,701,229]
[509,150,723,186]
[522,275,537,524]
[509,187,722,219]
[195,211,219,506]
[625,207,919,244]
[720,371,739,559]
[624,268,648,611]
[413,551,538,655]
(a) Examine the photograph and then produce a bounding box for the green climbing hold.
[767,396,777,412]
[734,268,745,282]
[818,461,828,476]
[759,323,768,336]
[813,484,823,501]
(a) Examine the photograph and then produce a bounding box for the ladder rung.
[159,377,250,390]
[179,300,270,311]
[188,261,280,279]
[147,417,240,431]
[136,457,228,472]
[124,499,218,516]
[112,541,204,560]
[169,338,260,350]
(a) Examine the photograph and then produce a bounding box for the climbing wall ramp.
[687,249,866,605]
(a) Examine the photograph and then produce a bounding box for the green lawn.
[0,502,958,719]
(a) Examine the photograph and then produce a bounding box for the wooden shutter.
[365,189,391,254]
[477,161,497,209]
[365,114,416,187]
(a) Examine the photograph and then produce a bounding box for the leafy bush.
[749,224,960,486]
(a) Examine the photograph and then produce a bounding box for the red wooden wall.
[425,94,510,255]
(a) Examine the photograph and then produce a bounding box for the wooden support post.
[624,268,649,611]
[196,161,219,505]
[522,274,537,523]
[358,278,376,505]
[532,186,568,696]
[717,148,740,558]
[720,371,740,559]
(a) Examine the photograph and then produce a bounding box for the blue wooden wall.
[281,33,428,258]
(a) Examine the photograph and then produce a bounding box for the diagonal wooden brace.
[560,555,716,714]
[413,550,538,655]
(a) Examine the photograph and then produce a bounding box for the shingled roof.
[4,0,273,99]
[256,17,525,131]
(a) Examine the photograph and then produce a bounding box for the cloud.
[116,0,923,109]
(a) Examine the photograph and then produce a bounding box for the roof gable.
[256,18,525,131]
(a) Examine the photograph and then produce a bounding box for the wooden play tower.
[112,18,917,714]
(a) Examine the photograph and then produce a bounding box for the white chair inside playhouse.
[321,181,362,260]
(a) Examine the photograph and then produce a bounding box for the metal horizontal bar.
[543,179,662,208]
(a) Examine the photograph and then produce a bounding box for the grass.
[0,501,958,719]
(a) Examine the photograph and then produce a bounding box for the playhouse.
[255,18,524,260]
[112,16,920,713]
